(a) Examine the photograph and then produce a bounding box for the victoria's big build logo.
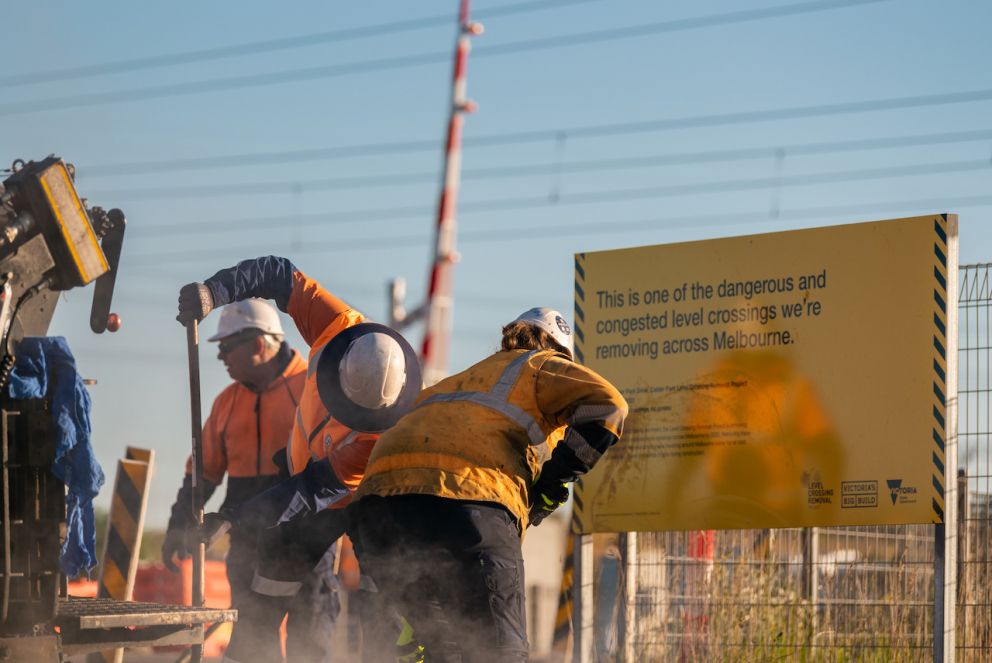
[886,479,918,505]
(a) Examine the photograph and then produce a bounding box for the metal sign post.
[934,232,959,663]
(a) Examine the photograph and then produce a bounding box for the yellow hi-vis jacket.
[355,348,628,528]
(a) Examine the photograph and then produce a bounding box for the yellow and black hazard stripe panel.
[574,253,586,365]
[550,533,575,661]
[572,476,589,535]
[89,448,154,663]
[931,216,948,524]
[97,456,152,600]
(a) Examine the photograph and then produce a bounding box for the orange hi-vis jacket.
[200,256,380,510]
[270,270,376,508]
[356,349,628,528]
[185,349,306,486]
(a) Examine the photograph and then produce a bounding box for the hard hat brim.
[206,331,237,342]
[315,323,422,433]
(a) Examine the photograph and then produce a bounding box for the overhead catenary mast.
[390,0,482,385]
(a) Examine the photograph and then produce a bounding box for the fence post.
[801,526,818,646]
[617,532,637,663]
[934,225,959,663]
[573,534,594,663]
[550,534,575,662]
[957,468,968,604]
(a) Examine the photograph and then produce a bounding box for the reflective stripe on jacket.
[184,348,306,508]
[355,349,628,527]
[282,268,378,507]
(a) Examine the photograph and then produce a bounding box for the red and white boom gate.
[389,0,482,385]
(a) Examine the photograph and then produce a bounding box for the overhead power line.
[0,0,599,88]
[473,0,887,58]
[0,0,887,117]
[127,192,992,265]
[80,87,992,177]
[89,128,992,201]
[128,156,992,240]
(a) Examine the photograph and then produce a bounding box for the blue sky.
[5,0,992,527]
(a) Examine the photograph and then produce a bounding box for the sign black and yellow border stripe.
[931,216,949,523]
[573,253,590,532]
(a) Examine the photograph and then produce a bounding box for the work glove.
[176,282,214,326]
[187,512,234,552]
[528,478,569,527]
[161,529,190,573]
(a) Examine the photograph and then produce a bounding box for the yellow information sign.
[573,215,957,533]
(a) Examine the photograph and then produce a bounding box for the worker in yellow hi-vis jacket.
[348,308,629,663]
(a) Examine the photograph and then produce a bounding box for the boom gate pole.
[419,0,482,385]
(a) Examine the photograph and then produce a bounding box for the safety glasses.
[217,333,259,355]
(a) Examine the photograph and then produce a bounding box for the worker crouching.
[349,308,628,662]
[176,255,422,662]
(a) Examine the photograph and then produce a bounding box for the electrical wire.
[126,156,992,238]
[473,0,888,59]
[86,128,992,201]
[79,89,992,177]
[0,0,889,117]
[0,0,601,88]
[125,192,992,265]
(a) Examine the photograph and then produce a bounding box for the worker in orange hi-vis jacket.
[176,256,422,663]
[163,298,330,663]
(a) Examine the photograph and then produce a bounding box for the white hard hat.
[208,298,284,342]
[340,332,407,409]
[513,307,573,353]
[315,323,423,433]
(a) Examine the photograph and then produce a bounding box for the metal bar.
[550,533,575,662]
[1,410,11,624]
[619,531,637,663]
[76,606,236,630]
[61,625,207,655]
[943,217,960,662]
[935,522,946,663]
[801,527,818,641]
[572,533,594,663]
[185,320,205,663]
[55,597,236,630]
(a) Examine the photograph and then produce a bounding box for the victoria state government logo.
[886,479,918,505]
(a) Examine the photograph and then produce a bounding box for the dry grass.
[593,525,963,662]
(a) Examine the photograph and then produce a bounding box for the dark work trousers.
[223,526,340,663]
[349,494,529,663]
[351,585,404,663]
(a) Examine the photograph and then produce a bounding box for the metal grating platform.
[56,597,236,630]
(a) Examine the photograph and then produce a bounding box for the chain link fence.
[956,263,992,662]
[580,263,991,662]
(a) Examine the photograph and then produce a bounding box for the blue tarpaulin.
[8,337,104,577]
